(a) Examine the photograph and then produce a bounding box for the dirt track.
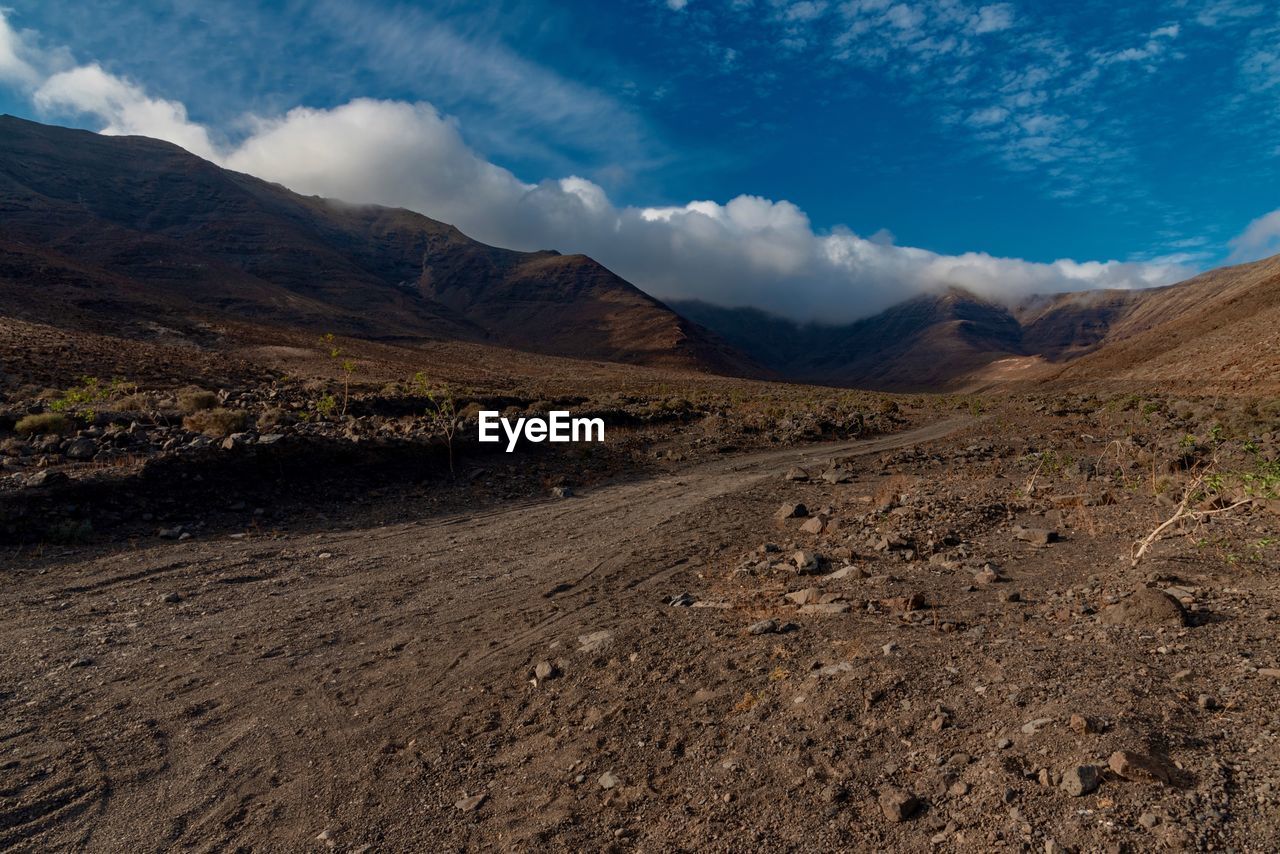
[1,419,972,851]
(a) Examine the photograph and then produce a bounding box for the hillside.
[0,115,751,374]
[1045,254,1280,394]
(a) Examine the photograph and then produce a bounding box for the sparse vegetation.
[178,389,219,414]
[183,407,248,438]
[15,412,71,436]
[414,372,461,476]
[323,333,358,417]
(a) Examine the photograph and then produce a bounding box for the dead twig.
[1131,470,1252,567]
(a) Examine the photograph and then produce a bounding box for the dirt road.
[1,419,972,852]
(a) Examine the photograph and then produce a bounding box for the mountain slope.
[675,288,1031,391]
[0,115,751,374]
[1045,254,1280,394]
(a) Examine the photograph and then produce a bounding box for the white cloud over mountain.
[0,10,1215,323]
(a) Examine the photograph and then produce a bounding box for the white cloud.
[33,64,218,161]
[0,9,1201,325]
[667,0,689,10]
[0,11,39,87]
[970,4,1014,34]
[1227,209,1280,263]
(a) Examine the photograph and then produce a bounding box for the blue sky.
[1,1,1278,320]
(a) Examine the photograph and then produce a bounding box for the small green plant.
[323,333,358,417]
[15,412,71,436]
[414,373,461,476]
[312,393,338,420]
[49,376,112,422]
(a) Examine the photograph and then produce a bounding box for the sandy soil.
[3,411,1280,852]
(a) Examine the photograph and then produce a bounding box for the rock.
[1138,812,1161,829]
[1013,525,1056,546]
[883,593,925,612]
[784,588,823,606]
[878,787,919,822]
[974,564,1003,585]
[998,590,1021,603]
[997,737,1013,749]
[799,602,851,615]
[454,793,487,811]
[598,771,620,790]
[1022,717,1053,735]
[799,516,827,534]
[669,592,696,607]
[1060,765,1100,796]
[784,467,809,482]
[577,630,614,654]
[821,467,854,484]
[552,486,574,498]
[746,619,779,635]
[64,437,97,461]
[158,526,184,540]
[533,660,557,682]
[1099,588,1187,627]
[161,592,181,604]
[825,565,866,580]
[1258,668,1280,678]
[1196,694,1218,711]
[792,550,821,574]
[1068,713,1101,735]
[776,502,808,520]
[23,470,69,488]
[1108,750,1175,784]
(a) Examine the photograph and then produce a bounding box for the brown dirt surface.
[4,396,1280,852]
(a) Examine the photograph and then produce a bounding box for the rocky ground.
[2,351,1280,851]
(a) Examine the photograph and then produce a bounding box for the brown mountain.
[1044,254,1280,394]
[675,288,1031,391]
[0,115,752,374]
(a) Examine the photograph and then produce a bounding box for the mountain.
[675,288,1035,391]
[0,115,753,374]
[1044,254,1280,394]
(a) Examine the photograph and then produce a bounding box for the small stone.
[454,793,487,811]
[999,590,1021,603]
[1108,750,1175,784]
[799,516,827,534]
[669,592,696,607]
[784,467,809,482]
[1021,717,1053,734]
[1138,812,1161,829]
[821,467,854,484]
[318,552,333,559]
[598,771,620,790]
[161,592,181,604]
[1060,765,1100,797]
[64,437,97,461]
[776,502,807,520]
[947,780,970,797]
[1196,694,1218,711]
[974,564,1002,585]
[552,485,574,498]
[798,602,851,615]
[534,660,557,682]
[784,588,823,606]
[792,550,821,574]
[997,737,1013,749]
[746,619,778,635]
[1258,668,1280,678]
[878,787,919,822]
[1068,713,1101,735]
[1013,525,1056,546]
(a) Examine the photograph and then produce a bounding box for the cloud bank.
[3,10,1201,323]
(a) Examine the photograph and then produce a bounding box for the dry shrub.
[116,392,152,412]
[183,408,247,438]
[178,389,219,414]
[15,412,71,436]
[257,407,290,431]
